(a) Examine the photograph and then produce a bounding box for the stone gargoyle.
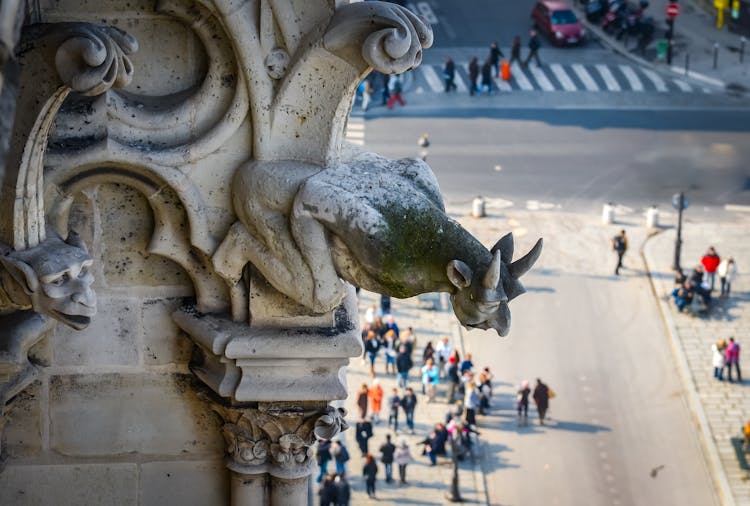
[213,152,541,336]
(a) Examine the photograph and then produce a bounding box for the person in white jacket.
[712,342,726,381]
[394,439,413,485]
[717,257,738,298]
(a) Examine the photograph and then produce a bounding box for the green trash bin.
[657,39,668,60]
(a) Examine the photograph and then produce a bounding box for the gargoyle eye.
[50,273,70,286]
[78,266,88,279]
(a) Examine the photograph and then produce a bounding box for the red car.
[531,1,586,46]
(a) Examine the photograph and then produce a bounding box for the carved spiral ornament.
[313,406,348,441]
[54,25,137,96]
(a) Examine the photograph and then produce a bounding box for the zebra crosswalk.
[411,61,706,95]
[346,113,365,146]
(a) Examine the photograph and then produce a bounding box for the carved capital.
[214,402,347,479]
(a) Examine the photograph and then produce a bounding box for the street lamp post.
[672,192,688,272]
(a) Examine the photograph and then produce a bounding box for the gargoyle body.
[213,153,541,336]
[0,232,96,330]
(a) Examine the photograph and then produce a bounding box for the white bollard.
[602,203,615,224]
[646,206,659,228]
[472,196,486,218]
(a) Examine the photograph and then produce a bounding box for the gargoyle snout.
[72,282,97,308]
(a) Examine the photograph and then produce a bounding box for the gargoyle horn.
[483,250,502,289]
[491,232,514,264]
[508,238,543,279]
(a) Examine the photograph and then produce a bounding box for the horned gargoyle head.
[447,233,542,337]
[0,232,96,330]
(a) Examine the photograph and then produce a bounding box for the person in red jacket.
[701,246,721,292]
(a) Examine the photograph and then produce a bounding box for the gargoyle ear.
[446,260,472,289]
[0,255,39,295]
[66,230,88,253]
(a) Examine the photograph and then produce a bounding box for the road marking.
[415,1,438,24]
[346,116,364,145]
[511,63,534,91]
[528,65,555,91]
[572,64,599,91]
[672,78,692,92]
[494,76,512,92]
[550,63,577,91]
[454,72,468,93]
[618,65,644,91]
[421,65,444,92]
[642,68,668,92]
[595,64,621,91]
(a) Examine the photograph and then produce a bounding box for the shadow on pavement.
[545,419,612,433]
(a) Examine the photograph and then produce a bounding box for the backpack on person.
[612,235,625,252]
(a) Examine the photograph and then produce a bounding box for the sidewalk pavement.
[643,218,750,505]
[575,0,750,90]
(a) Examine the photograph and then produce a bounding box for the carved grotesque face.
[1,233,97,330]
[446,234,542,337]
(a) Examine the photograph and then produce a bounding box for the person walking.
[394,439,413,484]
[417,132,430,161]
[368,379,384,424]
[361,78,373,112]
[387,387,401,432]
[726,337,742,382]
[364,331,380,378]
[447,355,460,404]
[468,56,479,95]
[332,473,351,506]
[356,383,369,419]
[701,246,721,291]
[396,345,412,391]
[318,474,336,506]
[509,34,522,66]
[379,434,396,483]
[401,386,418,434]
[717,257,738,297]
[386,74,405,109]
[362,454,379,498]
[355,418,373,456]
[480,58,494,95]
[443,57,457,92]
[517,379,531,425]
[532,378,551,424]
[435,336,453,378]
[316,438,332,483]
[421,357,440,402]
[488,41,504,77]
[463,376,480,427]
[611,229,628,275]
[523,30,542,68]
[712,341,726,381]
[380,72,390,106]
[332,440,350,475]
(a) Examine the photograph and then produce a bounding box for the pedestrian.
[743,419,750,452]
[388,387,401,431]
[671,281,694,312]
[509,34,522,66]
[436,336,453,378]
[332,473,351,506]
[386,75,405,109]
[394,439,413,484]
[523,29,542,67]
[460,352,474,375]
[362,453,379,498]
[380,294,392,314]
[332,440,350,475]
[384,330,398,375]
[611,229,628,275]
[488,41,504,77]
[689,264,712,307]
[361,78,373,112]
[396,345,412,391]
[712,341,726,381]
[447,355,460,404]
[369,378,384,424]
[401,386,418,434]
[443,56,457,92]
[700,246,721,291]
[316,438,332,483]
[422,340,435,366]
[464,376,480,427]
[355,418,373,456]
[468,56,479,95]
[480,58,494,95]
[726,337,742,382]
[421,357,439,402]
[717,257,737,297]
[356,383,369,419]
[379,434,396,483]
[532,378,552,424]
[318,473,336,506]
[402,326,417,357]
[380,72,390,105]
[364,331,380,377]
[517,379,531,425]
[417,132,430,161]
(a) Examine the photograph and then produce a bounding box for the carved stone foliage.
[214,402,348,479]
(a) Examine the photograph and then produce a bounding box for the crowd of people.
[711,336,742,383]
[671,246,738,315]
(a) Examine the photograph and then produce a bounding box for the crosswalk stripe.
[495,76,512,92]
[454,72,468,93]
[673,79,692,92]
[595,64,621,91]
[618,64,644,91]
[421,65,445,92]
[641,68,668,92]
[528,65,555,91]
[571,64,599,91]
[549,63,577,91]
[510,63,534,91]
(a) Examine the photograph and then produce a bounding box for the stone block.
[52,297,140,367]
[2,381,42,459]
[0,463,137,506]
[139,460,229,506]
[142,298,192,365]
[49,373,223,456]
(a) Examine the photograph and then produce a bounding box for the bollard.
[713,42,719,69]
[472,196,486,218]
[684,54,690,76]
[602,202,615,225]
[646,206,659,228]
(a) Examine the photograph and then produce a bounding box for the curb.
[640,230,736,506]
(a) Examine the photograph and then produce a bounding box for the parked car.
[531,1,586,46]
